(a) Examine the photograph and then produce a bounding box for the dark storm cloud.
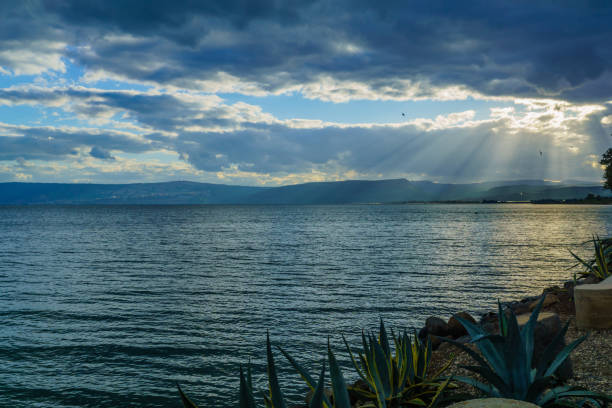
[0,86,248,131]
[89,146,115,160]
[2,1,611,102]
[0,123,157,161]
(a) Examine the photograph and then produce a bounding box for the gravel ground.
[564,316,612,395]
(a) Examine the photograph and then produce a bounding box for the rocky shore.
[295,278,611,408]
[424,278,612,398]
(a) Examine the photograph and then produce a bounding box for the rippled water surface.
[1,204,611,407]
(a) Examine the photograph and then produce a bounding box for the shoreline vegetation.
[179,238,612,407]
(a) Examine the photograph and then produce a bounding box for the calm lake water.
[1,204,611,407]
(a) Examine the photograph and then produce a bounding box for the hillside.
[0,179,609,205]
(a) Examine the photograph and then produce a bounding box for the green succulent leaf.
[177,384,200,408]
[328,340,352,408]
[309,360,327,408]
[240,366,259,408]
[266,332,287,408]
[543,334,589,378]
[450,375,501,397]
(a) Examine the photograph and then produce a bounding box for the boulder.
[429,334,442,350]
[425,316,450,337]
[480,312,499,334]
[529,294,559,311]
[512,302,531,315]
[516,312,573,381]
[305,387,333,406]
[348,379,370,405]
[579,275,602,285]
[448,311,477,338]
[417,326,428,341]
[455,334,471,344]
[478,310,572,380]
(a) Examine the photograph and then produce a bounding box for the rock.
[425,316,450,337]
[529,294,559,311]
[455,334,471,344]
[429,334,442,350]
[578,275,601,285]
[348,379,369,405]
[436,340,454,353]
[448,311,477,338]
[512,302,531,315]
[305,387,333,406]
[563,280,576,291]
[447,398,539,407]
[480,312,499,334]
[417,326,428,341]
[544,285,562,294]
[516,312,573,381]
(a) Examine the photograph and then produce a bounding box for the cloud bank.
[0,1,611,184]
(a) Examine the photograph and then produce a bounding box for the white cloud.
[0,41,67,75]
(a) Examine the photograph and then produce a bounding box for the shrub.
[280,319,451,408]
[177,332,353,408]
[569,236,612,282]
[440,296,612,407]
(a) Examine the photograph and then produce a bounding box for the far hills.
[0,179,610,205]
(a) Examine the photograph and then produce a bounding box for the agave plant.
[343,319,451,407]
[178,332,353,408]
[569,235,612,281]
[279,319,451,408]
[440,295,612,407]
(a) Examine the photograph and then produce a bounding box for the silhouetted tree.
[601,148,612,191]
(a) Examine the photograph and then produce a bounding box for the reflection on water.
[0,204,610,407]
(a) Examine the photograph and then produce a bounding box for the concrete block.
[574,275,612,329]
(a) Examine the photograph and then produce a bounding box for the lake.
[1,204,611,407]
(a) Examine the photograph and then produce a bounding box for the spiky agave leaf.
[537,386,612,407]
[443,296,612,407]
[240,365,259,408]
[342,333,368,383]
[379,318,391,358]
[543,334,589,379]
[266,331,287,408]
[451,314,508,385]
[327,340,352,408]
[309,360,327,408]
[427,376,453,408]
[177,384,200,408]
[277,345,333,408]
[371,332,393,399]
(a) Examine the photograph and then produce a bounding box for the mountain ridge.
[0,179,608,204]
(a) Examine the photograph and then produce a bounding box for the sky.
[0,1,611,186]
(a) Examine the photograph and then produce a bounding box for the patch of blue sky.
[219,93,515,123]
[0,105,49,125]
[83,77,153,92]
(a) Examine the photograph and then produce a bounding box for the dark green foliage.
[341,319,451,407]
[440,296,612,407]
[178,333,353,408]
[570,236,612,281]
[177,384,199,408]
[601,148,612,191]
